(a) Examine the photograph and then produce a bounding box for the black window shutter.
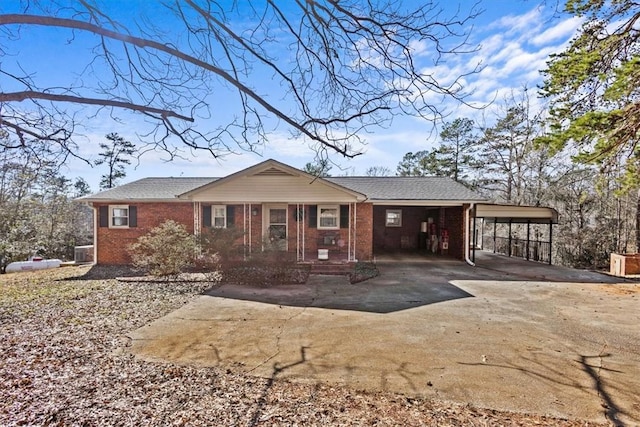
[340,205,349,229]
[129,206,137,228]
[202,205,212,227]
[309,205,317,228]
[99,206,109,227]
[226,205,235,228]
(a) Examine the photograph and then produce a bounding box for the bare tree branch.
[1,90,194,122]
[0,1,481,162]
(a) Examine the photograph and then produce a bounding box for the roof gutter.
[464,203,475,267]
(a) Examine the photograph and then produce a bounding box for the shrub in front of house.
[198,227,246,264]
[223,249,309,287]
[197,232,308,286]
[128,220,197,278]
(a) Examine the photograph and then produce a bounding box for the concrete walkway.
[130,253,640,425]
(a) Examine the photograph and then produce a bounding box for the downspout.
[347,202,352,262]
[464,203,475,266]
[88,202,98,265]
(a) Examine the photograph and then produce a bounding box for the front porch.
[195,201,370,263]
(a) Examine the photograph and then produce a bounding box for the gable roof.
[327,176,485,202]
[177,159,366,200]
[78,160,485,204]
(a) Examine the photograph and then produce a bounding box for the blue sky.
[1,1,583,191]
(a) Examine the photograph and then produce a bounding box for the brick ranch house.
[79,159,555,265]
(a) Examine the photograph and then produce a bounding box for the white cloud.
[531,16,583,46]
[490,7,544,36]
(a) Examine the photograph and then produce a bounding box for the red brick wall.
[96,201,377,264]
[96,202,193,264]
[373,206,427,251]
[355,203,373,261]
[248,204,263,253]
[444,206,465,260]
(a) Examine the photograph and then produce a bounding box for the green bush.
[128,220,197,277]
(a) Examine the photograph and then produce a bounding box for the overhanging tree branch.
[1,91,194,122]
[0,1,481,161]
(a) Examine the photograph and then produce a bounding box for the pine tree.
[94,133,136,189]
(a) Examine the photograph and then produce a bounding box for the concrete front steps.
[308,262,354,276]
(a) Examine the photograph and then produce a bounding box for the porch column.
[243,203,247,259]
[353,202,358,262]
[472,209,477,263]
[193,202,201,256]
[347,202,352,262]
[296,203,301,261]
[193,202,201,237]
[248,203,252,255]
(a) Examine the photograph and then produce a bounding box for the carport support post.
[526,221,530,261]
[493,221,497,253]
[508,220,512,257]
[472,211,477,263]
[549,220,553,265]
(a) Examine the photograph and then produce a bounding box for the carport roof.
[475,203,559,224]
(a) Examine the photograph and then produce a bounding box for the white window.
[386,209,402,227]
[213,205,226,228]
[318,205,339,229]
[110,205,129,228]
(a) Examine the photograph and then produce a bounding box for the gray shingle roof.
[326,176,485,201]
[78,177,217,201]
[79,175,484,202]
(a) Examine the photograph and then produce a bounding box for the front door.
[265,205,287,251]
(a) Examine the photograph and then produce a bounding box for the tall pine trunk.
[636,189,640,253]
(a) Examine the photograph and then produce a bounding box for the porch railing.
[482,235,551,264]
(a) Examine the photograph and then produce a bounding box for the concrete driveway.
[130,253,640,425]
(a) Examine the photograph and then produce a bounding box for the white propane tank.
[5,258,62,273]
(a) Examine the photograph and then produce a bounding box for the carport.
[372,203,469,259]
[472,203,559,264]
[325,176,487,261]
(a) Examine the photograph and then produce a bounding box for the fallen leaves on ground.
[1,266,606,426]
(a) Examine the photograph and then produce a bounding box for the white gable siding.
[187,175,360,203]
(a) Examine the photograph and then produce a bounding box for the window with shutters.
[110,205,129,228]
[212,205,226,228]
[318,205,339,229]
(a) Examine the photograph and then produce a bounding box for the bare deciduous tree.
[0,1,481,162]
